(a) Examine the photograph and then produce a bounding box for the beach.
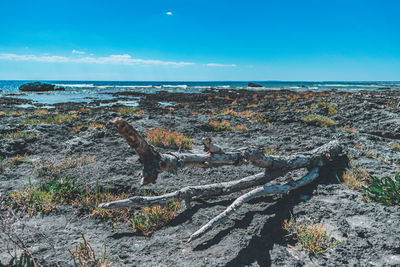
[1,87,400,265]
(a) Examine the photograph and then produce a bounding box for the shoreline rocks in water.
[19,82,65,92]
[248,82,263,87]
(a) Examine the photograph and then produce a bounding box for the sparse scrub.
[250,113,270,125]
[341,164,370,189]
[302,114,337,128]
[68,232,110,267]
[239,110,254,118]
[263,147,277,156]
[283,217,341,255]
[390,142,400,151]
[119,107,145,115]
[1,130,36,140]
[72,122,106,133]
[340,125,357,134]
[207,119,247,132]
[220,108,238,116]
[129,199,182,236]
[363,172,400,206]
[22,114,78,125]
[311,102,338,115]
[146,127,193,149]
[36,155,97,179]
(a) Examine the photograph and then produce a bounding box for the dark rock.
[54,87,66,91]
[19,82,56,92]
[248,82,263,87]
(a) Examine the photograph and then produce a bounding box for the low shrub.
[302,114,337,128]
[22,114,78,125]
[363,172,400,206]
[72,122,106,133]
[207,119,247,132]
[283,217,341,255]
[68,232,110,267]
[146,127,193,149]
[1,130,36,140]
[390,142,400,151]
[119,107,145,115]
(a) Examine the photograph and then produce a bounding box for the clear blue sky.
[0,0,399,81]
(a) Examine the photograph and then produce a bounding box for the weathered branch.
[113,118,341,185]
[188,167,320,242]
[99,171,279,209]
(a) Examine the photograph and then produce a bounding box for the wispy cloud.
[0,53,195,66]
[205,63,237,67]
[72,49,86,55]
[166,11,173,15]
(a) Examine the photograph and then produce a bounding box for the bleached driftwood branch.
[104,118,342,242]
[112,117,340,185]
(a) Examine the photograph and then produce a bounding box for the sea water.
[0,80,399,106]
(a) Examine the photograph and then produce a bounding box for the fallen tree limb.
[188,167,319,242]
[104,118,343,242]
[112,117,341,185]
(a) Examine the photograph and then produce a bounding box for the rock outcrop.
[19,82,63,92]
[248,82,263,87]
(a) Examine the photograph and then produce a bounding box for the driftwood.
[100,118,342,242]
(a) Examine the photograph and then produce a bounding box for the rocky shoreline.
[0,89,400,266]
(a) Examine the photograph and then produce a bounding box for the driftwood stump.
[99,118,342,242]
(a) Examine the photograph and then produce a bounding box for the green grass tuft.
[363,172,400,206]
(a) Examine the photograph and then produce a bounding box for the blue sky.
[0,0,399,81]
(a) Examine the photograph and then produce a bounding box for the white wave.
[161,85,188,88]
[54,83,95,88]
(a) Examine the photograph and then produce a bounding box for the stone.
[19,82,56,92]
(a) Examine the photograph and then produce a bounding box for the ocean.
[0,80,399,106]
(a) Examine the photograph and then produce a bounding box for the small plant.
[146,127,193,149]
[263,147,277,156]
[22,114,78,125]
[9,154,28,168]
[278,106,287,113]
[72,122,106,133]
[208,119,232,131]
[311,102,338,115]
[129,199,182,236]
[251,113,270,125]
[239,110,254,118]
[36,155,96,179]
[220,108,238,116]
[340,125,357,134]
[9,176,79,214]
[390,142,400,151]
[234,124,247,131]
[341,164,370,190]
[302,114,337,128]
[1,130,36,140]
[283,217,341,255]
[68,232,110,267]
[363,172,400,206]
[119,107,145,115]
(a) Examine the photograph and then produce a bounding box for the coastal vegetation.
[146,127,193,149]
[302,114,337,128]
[283,217,342,255]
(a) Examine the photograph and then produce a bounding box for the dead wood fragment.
[104,118,342,241]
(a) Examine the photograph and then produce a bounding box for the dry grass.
[302,114,337,128]
[311,102,338,115]
[263,147,277,156]
[390,142,400,151]
[207,119,247,132]
[119,107,145,115]
[146,127,193,149]
[72,122,106,133]
[22,114,78,125]
[68,232,110,267]
[1,130,36,140]
[340,125,358,134]
[341,164,370,190]
[283,217,341,255]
